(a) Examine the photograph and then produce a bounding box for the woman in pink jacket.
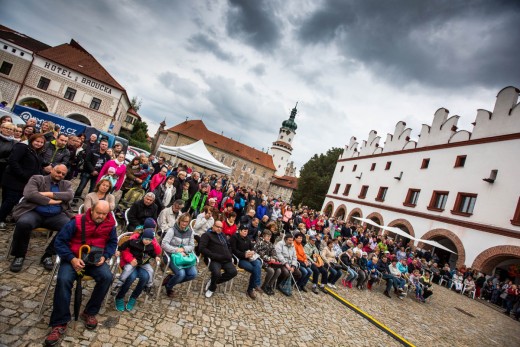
[97,152,127,191]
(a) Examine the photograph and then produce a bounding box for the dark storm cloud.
[186,33,236,62]
[226,0,282,52]
[158,72,200,98]
[297,0,520,88]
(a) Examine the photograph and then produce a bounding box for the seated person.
[409,269,424,301]
[254,230,285,295]
[199,221,237,298]
[304,235,329,294]
[9,164,74,273]
[127,192,158,232]
[84,178,115,211]
[420,271,433,302]
[389,258,406,298]
[376,254,395,298]
[481,279,495,301]
[293,232,312,292]
[463,275,476,295]
[113,228,161,310]
[230,224,263,299]
[274,234,299,296]
[452,271,464,292]
[44,201,116,346]
[157,199,184,235]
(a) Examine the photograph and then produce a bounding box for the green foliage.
[119,121,151,151]
[130,96,142,111]
[292,147,343,210]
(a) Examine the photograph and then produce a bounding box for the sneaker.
[205,280,214,298]
[111,283,122,296]
[41,257,54,271]
[246,289,256,300]
[312,286,319,294]
[126,297,137,311]
[326,283,335,289]
[80,312,98,330]
[347,281,353,289]
[0,222,6,231]
[299,286,308,293]
[44,324,67,346]
[115,298,125,312]
[9,257,24,273]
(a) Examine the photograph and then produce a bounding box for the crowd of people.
[0,114,518,346]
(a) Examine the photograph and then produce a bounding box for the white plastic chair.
[461,284,476,299]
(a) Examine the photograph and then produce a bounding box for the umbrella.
[380,226,417,241]
[352,217,382,229]
[418,239,457,254]
[75,245,90,325]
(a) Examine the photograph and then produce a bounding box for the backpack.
[118,187,145,211]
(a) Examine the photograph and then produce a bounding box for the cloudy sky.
[3,0,520,172]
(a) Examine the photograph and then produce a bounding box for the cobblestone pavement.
[1,227,519,347]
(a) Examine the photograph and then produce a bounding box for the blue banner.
[13,105,88,136]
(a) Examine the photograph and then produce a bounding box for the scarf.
[162,183,174,207]
[114,158,125,166]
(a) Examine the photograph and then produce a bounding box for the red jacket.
[69,210,116,258]
[222,220,237,237]
[120,232,162,268]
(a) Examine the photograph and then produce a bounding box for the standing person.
[161,213,198,298]
[190,183,209,217]
[13,124,23,142]
[173,170,187,200]
[64,136,82,180]
[43,201,116,346]
[20,125,35,143]
[96,152,127,192]
[230,225,263,300]
[121,157,144,194]
[153,175,176,213]
[152,156,165,177]
[112,142,123,158]
[199,220,237,298]
[41,133,70,174]
[8,164,74,272]
[0,122,16,183]
[0,134,45,231]
[149,167,168,193]
[208,183,223,208]
[74,139,110,198]
[84,133,98,154]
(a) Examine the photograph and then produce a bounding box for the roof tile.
[0,24,50,52]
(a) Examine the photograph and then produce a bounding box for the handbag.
[267,259,283,268]
[171,252,197,269]
[80,215,105,265]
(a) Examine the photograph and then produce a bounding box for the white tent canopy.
[158,140,232,175]
[418,239,458,254]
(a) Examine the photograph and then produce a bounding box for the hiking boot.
[41,257,54,271]
[167,289,175,298]
[0,222,6,231]
[10,257,24,273]
[126,297,137,311]
[80,312,98,330]
[246,289,256,300]
[44,324,67,346]
[115,298,125,312]
[383,290,391,298]
[254,286,264,294]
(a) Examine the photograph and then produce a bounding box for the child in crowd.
[409,269,423,301]
[452,271,464,292]
[100,167,118,193]
[190,182,209,216]
[141,167,155,190]
[112,228,160,309]
[181,181,190,205]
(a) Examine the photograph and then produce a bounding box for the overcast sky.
[3,0,520,173]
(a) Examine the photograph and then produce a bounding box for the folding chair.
[461,284,476,299]
[156,251,198,298]
[198,257,231,295]
[4,227,53,260]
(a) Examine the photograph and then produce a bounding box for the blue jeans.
[345,267,358,282]
[49,261,112,327]
[327,266,342,285]
[167,262,198,290]
[74,172,97,198]
[238,259,262,291]
[296,264,312,288]
[393,276,406,289]
[382,273,395,292]
[116,266,149,300]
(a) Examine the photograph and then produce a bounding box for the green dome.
[282,104,298,131]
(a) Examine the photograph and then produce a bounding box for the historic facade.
[155,120,276,192]
[0,24,135,134]
[322,86,520,278]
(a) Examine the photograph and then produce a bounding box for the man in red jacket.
[44,201,117,347]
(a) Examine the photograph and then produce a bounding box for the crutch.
[289,268,306,308]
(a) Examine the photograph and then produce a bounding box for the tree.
[130,96,142,111]
[120,119,151,151]
[292,147,342,210]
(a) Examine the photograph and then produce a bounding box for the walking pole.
[289,269,306,308]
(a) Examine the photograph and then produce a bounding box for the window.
[343,184,351,196]
[125,115,136,124]
[385,161,391,170]
[37,77,50,90]
[376,187,388,202]
[403,189,420,207]
[421,158,430,169]
[370,163,376,171]
[242,164,247,171]
[452,193,477,216]
[231,160,237,168]
[428,191,449,211]
[352,165,357,172]
[511,197,520,226]
[64,87,76,101]
[454,155,466,168]
[358,185,369,199]
[340,166,344,172]
[89,97,101,110]
[0,61,13,75]
[252,168,256,174]
[333,184,340,194]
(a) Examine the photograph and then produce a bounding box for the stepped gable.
[0,24,50,52]
[340,86,520,160]
[168,120,276,170]
[37,39,125,90]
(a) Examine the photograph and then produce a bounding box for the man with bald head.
[44,200,117,345]
[9,164,74,273]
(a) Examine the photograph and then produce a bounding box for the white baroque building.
[322,86,520,278]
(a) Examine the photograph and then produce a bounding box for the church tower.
[270,103,298,177]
